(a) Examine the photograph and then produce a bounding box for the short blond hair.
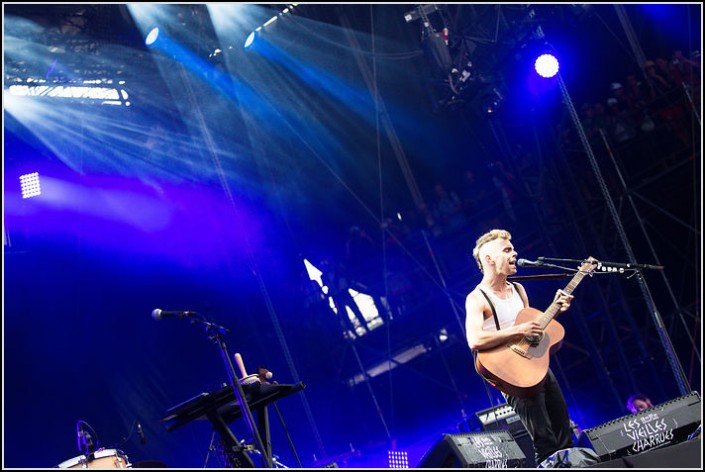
[473,229,512,272]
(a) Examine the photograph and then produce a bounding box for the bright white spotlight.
[244,4,297,50]
[535,53,559,78]
[145,27,160,46]
[244,30,256,49]
[262,15,278,28]
[20,172,41,199]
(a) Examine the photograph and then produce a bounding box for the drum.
[57,449,131,469]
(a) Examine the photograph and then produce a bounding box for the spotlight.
[244,29,258,49]
[262,15,278,29]
[243,4,298,50]
[20,172,41,199]
[535,53,559,78]
[145,27,159,47]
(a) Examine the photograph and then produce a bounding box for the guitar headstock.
[580,257,598,274]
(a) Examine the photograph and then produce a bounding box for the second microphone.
[151,309,199,320]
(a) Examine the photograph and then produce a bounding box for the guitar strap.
[478,288,501,331]
[475,286,503,396]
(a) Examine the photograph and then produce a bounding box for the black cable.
[110,419,137,449]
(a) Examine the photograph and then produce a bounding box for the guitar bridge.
[509,343,533,359]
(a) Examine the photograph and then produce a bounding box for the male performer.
[465,229,575,465]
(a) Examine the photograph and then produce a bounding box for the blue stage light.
[535,53,559,78]
[244,30,256,49]
[145,27,160,46]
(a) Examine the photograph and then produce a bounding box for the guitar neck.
[537,270,589,329]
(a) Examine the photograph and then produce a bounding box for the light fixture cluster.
[388,450,409,469]
[20,172,42,199]
[8,78,130,106]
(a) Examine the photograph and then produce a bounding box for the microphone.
[516,258,543,267]
[151,309,198,320]
[136,421,146,444]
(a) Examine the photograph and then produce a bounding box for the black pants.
[503,369,574,465]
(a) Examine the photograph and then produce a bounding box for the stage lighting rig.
[7,78,131,107]
[406,4,485,110]
[405,4,452,75]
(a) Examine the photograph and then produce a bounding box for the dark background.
[3,3,701,469]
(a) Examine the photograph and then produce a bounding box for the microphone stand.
[272,401,303,468]
[510,258,622,281]
[538,257,663,274]
[529,260,580,272]
[191,316,272,468]
[512,256,663,282]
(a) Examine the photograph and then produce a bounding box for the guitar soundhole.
[525,333,544,345]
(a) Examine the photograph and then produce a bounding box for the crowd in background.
[571,48,699,164]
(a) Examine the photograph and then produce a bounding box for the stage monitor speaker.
[417,431,527,468]
[474,403,535,468]
[583,390,701,461]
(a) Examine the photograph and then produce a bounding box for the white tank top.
[479,283,525,331]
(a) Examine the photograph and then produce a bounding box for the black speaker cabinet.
[583,391,701,461]
[475,403,536,467]
[417,431,527,468]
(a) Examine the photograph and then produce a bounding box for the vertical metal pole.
[557,73,691,396]
[613,5,648,72]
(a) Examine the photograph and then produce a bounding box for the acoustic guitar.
[475,258,597,398]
